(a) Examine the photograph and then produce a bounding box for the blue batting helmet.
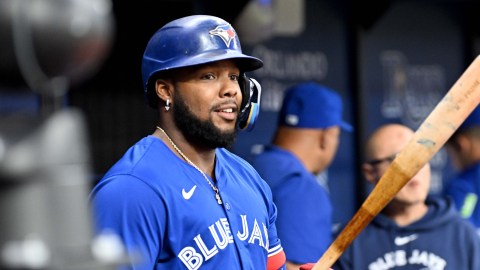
[141,15,263,108]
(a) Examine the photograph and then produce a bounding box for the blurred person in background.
[443,105,480,235]
[251,82,352,270]
[332,123,480,270]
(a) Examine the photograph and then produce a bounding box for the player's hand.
[299,263,314,270]
[299,263,333,270]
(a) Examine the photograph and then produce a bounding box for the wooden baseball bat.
[311,55,480,270]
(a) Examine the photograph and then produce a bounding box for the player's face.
[364,125,431,207]
[172,60,242,148]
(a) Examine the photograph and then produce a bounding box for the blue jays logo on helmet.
[209,24,236,48]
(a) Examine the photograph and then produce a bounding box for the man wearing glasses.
[332,123,480,270]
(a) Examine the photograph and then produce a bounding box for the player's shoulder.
[217,148,254,169]
[90,173,159,208]
[107,136,174,174]
[91,136,171,194]
[252,145,301,171]
[430,196,479,233]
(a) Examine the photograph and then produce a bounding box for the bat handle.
[310,204,378,270]
[310,248,337,270]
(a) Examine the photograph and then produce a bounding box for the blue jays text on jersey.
[367,249,446,270]
[178,215,274,269]
[90,136,284,269]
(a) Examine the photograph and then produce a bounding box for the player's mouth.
[406,179,420,188]
[215,105,237,121]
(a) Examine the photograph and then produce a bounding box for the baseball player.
[251,82,352,270]
[89,15,286,270]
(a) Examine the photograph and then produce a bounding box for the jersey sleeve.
[90,175,166,270]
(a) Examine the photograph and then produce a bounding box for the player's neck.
[385,201,428,227]
[155,126,216,177]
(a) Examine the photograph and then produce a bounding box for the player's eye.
[366,153,397,166]
[201,73,215,80]
[230,74,239,82]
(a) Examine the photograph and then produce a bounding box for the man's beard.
[173,93,238,149]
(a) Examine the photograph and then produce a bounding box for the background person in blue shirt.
[251,82,352,270]
[333,123,480,270]
[444,105,480,235]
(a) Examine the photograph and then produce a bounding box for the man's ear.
[318,130,327,150]
[319,127,340,150]
[155,79,172,103]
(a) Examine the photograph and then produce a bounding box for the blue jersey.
[444,162,480,234]
[90,136,283,270]
[251,145,332,264]
[333,196,480,270]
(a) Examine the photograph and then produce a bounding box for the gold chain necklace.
[156,126,223,205]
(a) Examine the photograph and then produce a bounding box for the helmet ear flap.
[238,74,262,131]
[239,74,250,112]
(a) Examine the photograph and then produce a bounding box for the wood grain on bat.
[311,55,480,270]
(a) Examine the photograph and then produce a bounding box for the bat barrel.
[311,54,480,270]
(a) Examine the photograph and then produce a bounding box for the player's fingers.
[299,263,314,270]
[299,263,333,270]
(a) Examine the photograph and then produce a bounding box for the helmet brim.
[144,49,263,77]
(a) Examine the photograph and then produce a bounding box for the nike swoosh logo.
[182,185,197,200]
[394,234,418,246]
